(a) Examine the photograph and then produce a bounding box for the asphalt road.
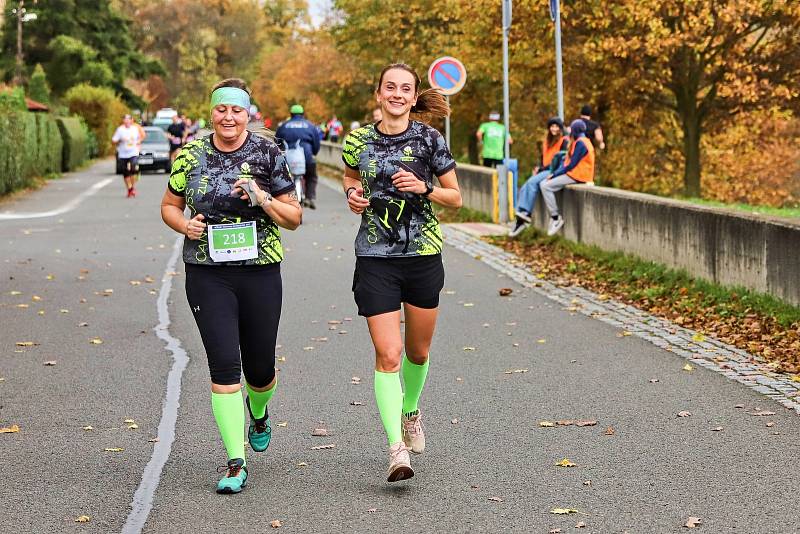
[1,160,799,533]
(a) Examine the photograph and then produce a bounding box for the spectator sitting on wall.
[539,119,595,236]
[579,105,605,150]
[476,111,512,168]
[510,117,569,238]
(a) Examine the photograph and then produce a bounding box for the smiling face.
[211,104,248,143]
[549,123,561,136]
[376,68,418,119]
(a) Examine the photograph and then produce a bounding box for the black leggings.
[185,263,282,387]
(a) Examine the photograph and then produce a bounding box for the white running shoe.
[509,218,530,238]
[515,210,532,223]
[547,216,564,236]
[402,411,426,454]
[387,442,414,482]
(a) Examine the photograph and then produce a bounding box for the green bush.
[0,110,63,196]
[28,64,51,105]
[0,86,26,113]
[64,83,128,156]
[56,117,89,171]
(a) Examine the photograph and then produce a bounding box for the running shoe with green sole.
[216,458,247,494]
[246,396,272,452]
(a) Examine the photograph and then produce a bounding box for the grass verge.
[489,227,800,374]
[681,198,800,219]
[436,206,493,223]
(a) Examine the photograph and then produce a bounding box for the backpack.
[283,139,306,176]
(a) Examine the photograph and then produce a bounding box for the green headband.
[210,87,251,112]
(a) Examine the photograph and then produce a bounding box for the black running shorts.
[352,255,445,317]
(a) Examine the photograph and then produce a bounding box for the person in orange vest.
[540,118,595,236]
[510,117,569,237]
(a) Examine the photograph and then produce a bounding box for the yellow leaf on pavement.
[32,295,42,301]
[75,515,91,523]
[550,508,579,515]
[539,421,555,427]
[556,458,576,467]
[90,338,103,345]
[82,426,93,431]
[104,448,124,452]
[16,341,36,347]
[790,375,800,383]
[0,424,20,433]
[9,290,22,295]
[691,333,705,342]
[683,364,694,371]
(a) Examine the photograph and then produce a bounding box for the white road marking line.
[122,236,189,534]
[0,178,113,220]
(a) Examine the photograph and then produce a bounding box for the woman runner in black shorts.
[160,78,302,494]
[342,63,462,482]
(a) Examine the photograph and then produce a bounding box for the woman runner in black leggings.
[160,78,302,494]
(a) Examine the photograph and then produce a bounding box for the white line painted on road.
[122,236,189,534]
[0,178,113,220]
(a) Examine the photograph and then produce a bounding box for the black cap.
[580,105,592,116]
[546,117,564,129]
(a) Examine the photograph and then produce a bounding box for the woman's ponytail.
[412,88,450,119]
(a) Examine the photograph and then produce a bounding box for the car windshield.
[144,128,168,143]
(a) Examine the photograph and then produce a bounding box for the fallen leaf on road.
[327,320,342,325]
[89,338,103,345]
[734,404,744,409]
[691,333,706,342]
[575,522,587,529]
[488,496,503,502]
[677,411,692,418]
[684,516,702,528]
[276,422,288,427]
[550,508,578,515]
[556,420,574,426]
[750,410,776,416]
[60,309,69,314]
[649,378,659,383]
[148,437,160,443]
[101,289,114,296]
[338,330,348,334]
[583,480,592,486]
[539,421,555,427]
[16,303,29,308]
[350,401,363,406]
[43,360,57,366]
[463,347,476,351]
[303,346,314,351]
[499,288,513,296]
[16,341,37,347]
[549,529,561,533]
[790,375,800,383]
[277,356,286,362]
[270,519,282,528]
[711,427,724,431]
[1,424,20,433]
[75,515,91,523]
[537,339,547,343]
[604,427,615,436]
[311,444,335,450]
[9,290,22,295]
[296,462,307,467]
[683,364,694,371]
[130,280,141,286]
[766,421,776,428]
[144,276,155,283]
[104,448,124,452]
[351,377,362,385]
[575,420,597,427]
[46,274,54,281]
[463,302,474,307]
[127,423,139,430]
[311,428,329,437]
[618,331,632,337]
[556,458,576,467]
[37,310,45,316]
[451,418,459,424]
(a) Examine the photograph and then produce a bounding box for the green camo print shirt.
[168,133,295,266]
[342,121,456,257]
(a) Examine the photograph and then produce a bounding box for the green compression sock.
[245,380,276,420]
[211,390,246,463]
[401,354,429,416]
[374,371,403,445]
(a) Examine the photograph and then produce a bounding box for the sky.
[307,0,332,27]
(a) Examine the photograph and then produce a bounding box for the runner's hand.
[347,187,370,214]
[391,170,426,194]
[232,178,261,204]
[185,214,206,240]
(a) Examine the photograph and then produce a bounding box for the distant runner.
[476,111,512,168]
[275,104,321,209]
[167,115,186,163]
[111,114,143,198]
[160,78,302,494]
[342,63,462,482]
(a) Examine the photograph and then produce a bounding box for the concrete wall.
[530,185,800,306]
[314,142,800,306]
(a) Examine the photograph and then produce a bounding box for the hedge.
[0,111,63,196]
[65,83,127,157]
[56,117,89,171]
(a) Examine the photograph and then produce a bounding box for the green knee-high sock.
[374,371,403,445]
[211,390,246,462]
[245,379,277,419]
[401,354,429,415]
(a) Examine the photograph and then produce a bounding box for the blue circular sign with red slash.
[428,56,467,96]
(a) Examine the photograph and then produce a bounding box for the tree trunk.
[682,111,702,198]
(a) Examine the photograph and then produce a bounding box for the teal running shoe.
[246,396,272,452]
[216,458,247,494]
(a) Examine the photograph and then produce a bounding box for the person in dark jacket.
[276,104,321,209]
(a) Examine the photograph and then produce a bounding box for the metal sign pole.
[445,96,451,148]
[499,0,512,223]
[554,0,564,121]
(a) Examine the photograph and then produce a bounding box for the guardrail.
[315,141,800,306]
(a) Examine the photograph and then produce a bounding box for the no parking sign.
[427,57,467,96]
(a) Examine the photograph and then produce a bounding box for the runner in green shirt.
[476,111,512,167]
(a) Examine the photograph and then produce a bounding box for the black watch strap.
[422,182,434,197]
[346,186,357,199]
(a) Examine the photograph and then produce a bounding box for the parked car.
[138,127,171,173]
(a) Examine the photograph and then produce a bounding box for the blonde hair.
[376,63,450,119]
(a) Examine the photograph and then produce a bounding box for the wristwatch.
[422,182,434,197]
